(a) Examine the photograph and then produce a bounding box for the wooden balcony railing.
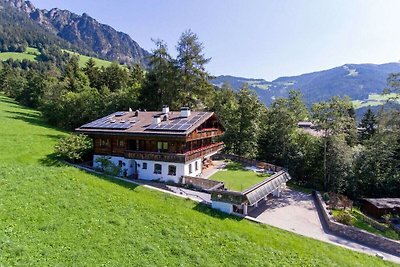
[184,142,224,162]
[188,128,224,141]
[125,142,224,163]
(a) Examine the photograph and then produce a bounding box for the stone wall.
[182,176,224,191]
[314,191,400,257]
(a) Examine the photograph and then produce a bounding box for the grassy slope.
[332,209,400,241]
[352,93,400,109]
[0,96,396,266]
[63,49,113,68]
[0,48,38,61]
[209,162,268,192]
[0,47,113,68]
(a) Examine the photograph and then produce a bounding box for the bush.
[322,192,330,203]
[335,211,352,225]
[95,156,122,176]
[54,134,93,163]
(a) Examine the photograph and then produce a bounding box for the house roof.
[75,110,215,137]
[363,198,400,209]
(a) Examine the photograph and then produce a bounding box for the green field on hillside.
[63,49,113,67]
[0,95,395,266]
[0,47,40,62]
[0,47,113,67]
[352,93,400,109]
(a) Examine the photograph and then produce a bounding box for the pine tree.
[359,108,377,142]
[176,30,213,109]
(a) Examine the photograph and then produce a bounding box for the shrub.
[335,211,352,225]
[322,192,330,203]
[95,156,122,176]
[54,134,93,163]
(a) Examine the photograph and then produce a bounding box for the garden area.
[209,161,271,192]
[325,193,400,241]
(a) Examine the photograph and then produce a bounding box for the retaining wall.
[314,191,400,257]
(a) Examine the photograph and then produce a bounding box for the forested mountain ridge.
[2,0,149,65]
[212,63,400,105]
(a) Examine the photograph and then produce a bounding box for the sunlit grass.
[0,95,395,266]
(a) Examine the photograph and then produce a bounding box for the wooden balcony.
[184,142,224,162]
[188,128,224,141]
[125,142,224,163]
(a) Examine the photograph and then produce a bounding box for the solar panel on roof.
[145,112,210,132]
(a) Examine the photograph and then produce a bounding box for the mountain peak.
[2,0,149,66]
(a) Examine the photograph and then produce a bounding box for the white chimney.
[180,107,191,118]
[153,115,161,124]
[162,105,169,114]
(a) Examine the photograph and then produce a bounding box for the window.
[195,161,198,171]
[118,160,123,167]
[142,162,147,169]
[157,141,169,152]
[189,163,192,174]
[117,139,125,148]
[168,165,176,176]
[100,138,110,147]
[154,163,162,174]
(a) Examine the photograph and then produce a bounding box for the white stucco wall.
[211,201,233,214]
[184,158,202,177]
[93,155,136,177]
[93,155,204,183]
[135,160,185,183]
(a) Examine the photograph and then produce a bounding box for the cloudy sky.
[32,0,400,80]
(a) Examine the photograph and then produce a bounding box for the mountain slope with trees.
[212,63,400,106]
[2,0,149,65]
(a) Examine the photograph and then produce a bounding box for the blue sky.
[32,0,400,80]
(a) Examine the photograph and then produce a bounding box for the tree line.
[0,30,398,199]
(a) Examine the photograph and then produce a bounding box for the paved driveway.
[249,188,400,264]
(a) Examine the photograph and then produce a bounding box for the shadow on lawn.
[39,152,65,167]
[5,110,54,128]
[192,202,244,222]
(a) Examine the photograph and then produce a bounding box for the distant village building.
[76,106,224,183]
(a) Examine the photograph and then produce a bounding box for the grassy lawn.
[209,162,272,192]
[0,95,396,266]
[332,208,400,241]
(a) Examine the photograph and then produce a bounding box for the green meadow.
[0,47,40,62]
[0,47,113,67]
[0,95,396,266]
[352,93,400,109]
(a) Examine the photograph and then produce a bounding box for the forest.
[0,29,399,199]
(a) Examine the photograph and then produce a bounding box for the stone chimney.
[180,107,191,118]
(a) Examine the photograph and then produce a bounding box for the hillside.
[0,46,114,67]
[212,63,400,107]
[2,0,149,66]
[0,95,394,266]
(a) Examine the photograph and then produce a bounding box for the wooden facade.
[93,124,224,164]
